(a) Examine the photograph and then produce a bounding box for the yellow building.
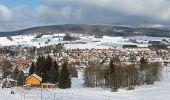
[25,74,42,86]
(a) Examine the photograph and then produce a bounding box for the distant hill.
[0,24,170,37]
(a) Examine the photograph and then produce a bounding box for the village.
[0,40,169,86]
[0,33,169,100]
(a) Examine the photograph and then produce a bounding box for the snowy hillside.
[0,34,168,49]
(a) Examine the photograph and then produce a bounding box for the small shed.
[25,74,42,86]
[42,83,55,88]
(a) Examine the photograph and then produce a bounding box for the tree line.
[84,56,162,92]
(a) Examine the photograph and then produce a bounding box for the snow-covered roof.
[26,74,42,81]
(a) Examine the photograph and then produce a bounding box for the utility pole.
[41,73,43,100]
[166,65,168,78]
[53,91,56,100]
[24,91,25,100]
[108,96,110,100]
[21,94,22,100]
[41,82,42,100]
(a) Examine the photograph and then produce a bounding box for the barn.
[25,74,42,86]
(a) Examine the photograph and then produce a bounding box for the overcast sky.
[0,0,170,31]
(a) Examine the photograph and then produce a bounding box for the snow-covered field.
[1,66,170,100]
[0,34,168,49]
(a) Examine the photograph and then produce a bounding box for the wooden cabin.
[25,74,42,86]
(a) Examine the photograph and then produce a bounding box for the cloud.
[0,4,83,31]
[35,5,82,23]
[61,7,71,18]
[36,5,72,19]
[0,5,12,21]
[1,0,170,31]
[45,0,170,21]
[0,5,39,31]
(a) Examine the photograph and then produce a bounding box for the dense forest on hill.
[0,24,170,37]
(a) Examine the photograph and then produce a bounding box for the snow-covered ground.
[1,66,170,100]
[0,34,168,49]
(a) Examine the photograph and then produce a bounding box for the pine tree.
[36,55,46,75]
[42,73,50,83]
[59,62,71,89]
[36,56,42,74]
[12,67,19,80]
[41,56,46,73]
[49,61,59,83]
[29,62,36,75]
[49,65,58,83]
[45,55,52,72]
[17,71,25,85]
